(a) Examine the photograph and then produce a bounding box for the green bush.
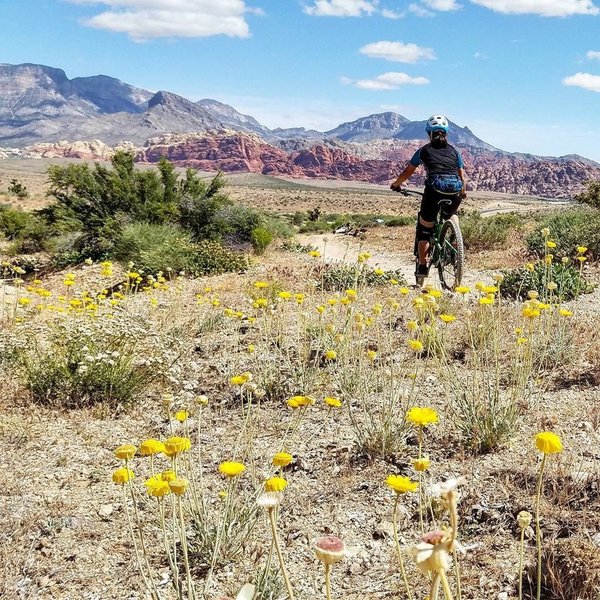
[320,263,407,291]
[575,179,600,210]
[20,320,158,409]
[501,261,594,301]
[0,204,34,239]
[460,211,523,250]
[193,240,249,276]
[526,207,600,259]
[250,226,274,255]
[114,222,198,275]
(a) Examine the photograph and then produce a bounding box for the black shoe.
[415,264,429,277]
[415,263,429,286]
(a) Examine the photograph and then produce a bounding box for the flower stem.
[535,453,547,600]
[430,572,441,600]
[392,495,413,600]
[268,507,295,600]
[440,569,454,600]
[518,526,526,600]
[324,564,332,600]
[177,496,196,600]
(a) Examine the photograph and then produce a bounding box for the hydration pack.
[430,175,463,195]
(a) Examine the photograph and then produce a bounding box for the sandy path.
[299,232,490,287]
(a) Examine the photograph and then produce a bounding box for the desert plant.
[526,208,600,259]
[320,263,407,291]
[460,211,523,250]
[193,240,250,275]
[501,262,593,301]
[7,178,28,198]
[251,226,275,255]
[575,179,600,210]
[114,222,198,275]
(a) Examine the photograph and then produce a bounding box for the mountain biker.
[390,115,467,284]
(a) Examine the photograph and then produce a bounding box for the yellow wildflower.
[112,467,134,485]
[412,457,431,472]
[309,250,321,258]
[265,477,288,493]
[525,263,535,272]
[535,432,563,454]
[439,314,456,324]
[145,475,171,497]
[254,281,269,289]
[479,297,494,305]
[278,291,292,300]
[114,444,137,460]
[399,287,410,295]
[406,407,439,427]
[455,285,470,294]
[577,246,587,254]
[140,439,166,456]
[546,240,556,248]
[325,350,337,360]
[559,308,573,317]
[219,461,246,478]
[408,339,424,352]
[324,396,342,408]
[366,350,377,361]
[386,474,418,494]
[169,478,189,496]
[164,437,191,456]
[175,410,189,423]
[273,452,293,467]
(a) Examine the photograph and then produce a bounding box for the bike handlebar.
[391,186,454,204]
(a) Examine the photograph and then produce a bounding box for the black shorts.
[419,185,462,222]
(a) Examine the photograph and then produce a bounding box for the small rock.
[497,592,509,600]
[98,504,114,519]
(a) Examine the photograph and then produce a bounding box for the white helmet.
[426,115,449,134]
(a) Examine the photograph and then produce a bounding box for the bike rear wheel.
[438,216,464,290]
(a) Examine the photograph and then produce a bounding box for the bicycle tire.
[438,216,464,290]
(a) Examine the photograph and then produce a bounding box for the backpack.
[430,174,463,195]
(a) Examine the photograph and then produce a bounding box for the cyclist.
[390,115,467,284]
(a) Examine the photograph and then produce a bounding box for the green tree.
[575,180,600,210]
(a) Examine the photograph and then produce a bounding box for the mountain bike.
[397,189,464,290]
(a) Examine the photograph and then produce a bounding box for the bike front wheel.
[438,216,464,290]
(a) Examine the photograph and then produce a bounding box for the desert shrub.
[0,205,34,239]
[193,240,249,276]
[501,262,593,301]
[250,226,274,255]
[451,388,517,454]
[279,240,318,254]
[385,215,414,227]
[19,318,161,409]
[298,220,332,233]
[460,211,523,250]
[575,179,600,210]
[114,222,198,275]
[7,178,28,198]
[526,207,600,259]
[320,263,407,291]
[9,217,54,254]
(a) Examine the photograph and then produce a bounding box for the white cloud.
[359,41,436,62]
[587,50,600,60]
[408,3,435,16]
[67,0,253,40]
[381,7,404,17]
[563,72,600,93]
[303,0,378,16]
[469,0,599,17]
[344,72,430,89]
[423,0,461,10]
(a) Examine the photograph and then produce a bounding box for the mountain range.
[1,63,599,198]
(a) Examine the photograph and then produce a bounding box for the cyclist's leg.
[416,187,438,271]
[440,194,462,219]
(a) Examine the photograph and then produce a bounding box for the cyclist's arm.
[458,167,467,198]
[391,163,417,190]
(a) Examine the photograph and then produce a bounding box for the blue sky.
[1,0,600,161]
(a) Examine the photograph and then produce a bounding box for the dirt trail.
[299,232,490,287]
